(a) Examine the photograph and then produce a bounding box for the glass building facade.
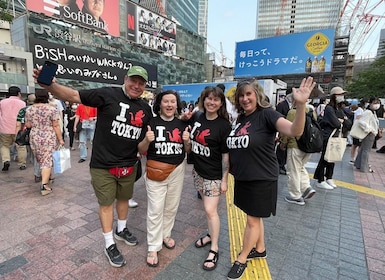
[165,0,199,34]
[377,28,385,58]
[256,0,343,38]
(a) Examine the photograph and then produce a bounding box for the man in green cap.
[32,65,153,267]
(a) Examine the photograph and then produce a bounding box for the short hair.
[35,91,49,104]
[27,94,36,105]
[152,90,183,116]
[216,83,225,92]
[8,86,20,97]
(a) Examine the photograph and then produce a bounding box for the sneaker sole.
[246,255,267,261]
[284,197,305,206]
[114,233,138,246]
[104,248,126,267]
[316,184,333,190]
[303,191,316,200]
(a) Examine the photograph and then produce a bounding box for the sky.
[207,0,385,67]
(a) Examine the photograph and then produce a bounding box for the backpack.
[296,110,323,153]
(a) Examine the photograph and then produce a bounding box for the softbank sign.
[26,0,120,37]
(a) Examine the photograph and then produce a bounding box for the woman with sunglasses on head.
[226,77,315,280]
[190,86,232,271]
[138,90,191,267]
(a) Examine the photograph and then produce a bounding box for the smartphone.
[37,61,58,86]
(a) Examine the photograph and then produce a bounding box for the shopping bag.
[350,120,369,140]
[324,129,347,163]
[53,147,71,174]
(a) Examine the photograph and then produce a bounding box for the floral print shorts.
[192,169,222,197]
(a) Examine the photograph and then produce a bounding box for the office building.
[254,0,347,91]
[256,0,342,39]
[0,0,207,95]
[377,28,385,58]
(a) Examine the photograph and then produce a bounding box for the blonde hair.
[234,79,270,114]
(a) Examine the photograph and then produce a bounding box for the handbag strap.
[329,127,342,140]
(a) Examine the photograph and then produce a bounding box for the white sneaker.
[316,181,334,190]
[326,179,337,188]
[129,199,138,208]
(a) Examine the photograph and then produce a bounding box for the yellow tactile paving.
[308,174,385,199]
[226,173,385,280]
[226,175,272,280]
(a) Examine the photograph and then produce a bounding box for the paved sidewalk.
[0,137,384,279]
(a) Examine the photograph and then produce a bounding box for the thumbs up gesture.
[145,125,155,142]
[182,126,190,142]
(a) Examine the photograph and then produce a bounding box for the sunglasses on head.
[237,78,256,87]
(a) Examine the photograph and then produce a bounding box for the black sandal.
[195,233,211,248]
[202,249,218,271]
[40,184,52,196]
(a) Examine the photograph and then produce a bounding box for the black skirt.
[234,179,277,217]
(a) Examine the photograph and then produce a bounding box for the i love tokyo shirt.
[190,114,231,180]
[146,116,189,166]
[79,87,152,168]
[227,108,282,181]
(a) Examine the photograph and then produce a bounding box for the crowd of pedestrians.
[1,66,384,279]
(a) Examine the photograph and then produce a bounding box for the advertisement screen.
[29,37,158,88]
[26,0,120,37]
[126,1,176,56]
[235,29,335,78]
[163,82,238,104]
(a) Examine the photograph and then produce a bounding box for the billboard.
[29,37,158,88]
[26,0,120,37]
[235,29,335,78]
[126,1,176,55]
[162,80,275,105]
[162,82,238,104]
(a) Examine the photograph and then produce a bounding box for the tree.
[0,0,13,22]
[346,55,385,99]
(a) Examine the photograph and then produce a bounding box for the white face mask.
[335,95,345,103]
[371,104,380,111]
[71,105,77,110]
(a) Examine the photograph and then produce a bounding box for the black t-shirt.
[147,116,188,165]
[79,87,152,168]
[190,114,231,180]
[227,108,282,181]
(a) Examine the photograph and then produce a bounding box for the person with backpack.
[280,102,319,205]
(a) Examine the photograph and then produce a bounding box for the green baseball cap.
[127,66,148,82]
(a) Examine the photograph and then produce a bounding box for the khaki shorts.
[193,168,222,197]
[90,164,138,206]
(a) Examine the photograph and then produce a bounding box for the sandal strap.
[204,250,218,263]
[209,249,218,257]
[198,234,210,245]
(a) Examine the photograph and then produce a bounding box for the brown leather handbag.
[146,159,177,181]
